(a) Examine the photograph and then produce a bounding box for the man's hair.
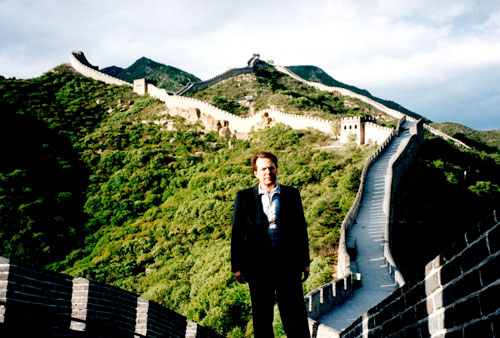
[251,151,278,171]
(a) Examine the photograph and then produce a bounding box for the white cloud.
[1,0,500,129]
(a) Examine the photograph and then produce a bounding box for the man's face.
[254,157,278,187]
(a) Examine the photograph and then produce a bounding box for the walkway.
[318,121,416,331]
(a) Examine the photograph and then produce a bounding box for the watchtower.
[339,116,375,145]
[133,78,157,95]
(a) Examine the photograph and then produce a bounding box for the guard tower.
[133,78,157,95]
[339,116,375,145]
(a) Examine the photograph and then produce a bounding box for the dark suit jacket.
[231,184,310,280]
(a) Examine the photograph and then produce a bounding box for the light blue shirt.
[259,182,280,248]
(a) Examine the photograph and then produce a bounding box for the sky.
[1,0,499,130]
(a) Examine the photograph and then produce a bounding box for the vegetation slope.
[0,65,376,337]
[287,65,426,122]
[187,66,399,129]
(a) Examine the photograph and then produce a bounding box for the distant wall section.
[70,51,132,87]
[144,81,335,137]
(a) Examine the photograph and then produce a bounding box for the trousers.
[248,269,310,338]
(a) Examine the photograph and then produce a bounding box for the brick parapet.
[0,257,222,337]
[305,274,359,324]
[341,214,500,337]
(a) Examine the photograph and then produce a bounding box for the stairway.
[317,121,416,331]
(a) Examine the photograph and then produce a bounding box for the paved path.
[318,121,415,331]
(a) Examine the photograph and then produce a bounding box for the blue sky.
[1,0,499,130]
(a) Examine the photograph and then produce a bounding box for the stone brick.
[405,283,424,307]
[488,223,499,254]
[463,318,493,337]
[465,223,481,244]
[428,311,444,336]
[400,324,419,338]
[492,313,500,337]
[390,296,405,317]
[480,252,500,287]
[460,237,489,272]
[479,282,500,316]
[454,269,481,300]
[368,326,382,337]
[443,327,463,338]
[425,270,441,296]
[400,307,416,326]
[415,301,428,321]
[440,258,462,286]
[454,295,481,325]
[381,316,400,336]
[417,319,430,337]
[441,283,455,308]
[442,236,467,263]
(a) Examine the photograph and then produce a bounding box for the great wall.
[0,52,497,337]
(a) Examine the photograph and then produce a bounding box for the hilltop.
[101,57,200,92]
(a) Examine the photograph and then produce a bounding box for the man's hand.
[301,266,310,282]
[234,271,245,284]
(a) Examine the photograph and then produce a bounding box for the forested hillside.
[0,65,376,337]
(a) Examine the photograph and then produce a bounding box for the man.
[231,151,311,337]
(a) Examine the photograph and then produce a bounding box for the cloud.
[1,0,499,129]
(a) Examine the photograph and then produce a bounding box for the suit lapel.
[252,184,264,225]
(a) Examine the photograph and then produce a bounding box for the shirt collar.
[258,181,280,195]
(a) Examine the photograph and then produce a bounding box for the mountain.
[101,57,201,92]
[100,65,123,78]
[286,65,427,122]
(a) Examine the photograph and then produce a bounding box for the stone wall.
[364,122,394,145]
[274,66,415,122]
[69,51,132,88]
[424,124,472,150]
[305,273,358,338]
[0,257,223,338]
[145,82,334,137]
[341,212,500,337]
[383,120,424,287]
[176,67,255,96]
